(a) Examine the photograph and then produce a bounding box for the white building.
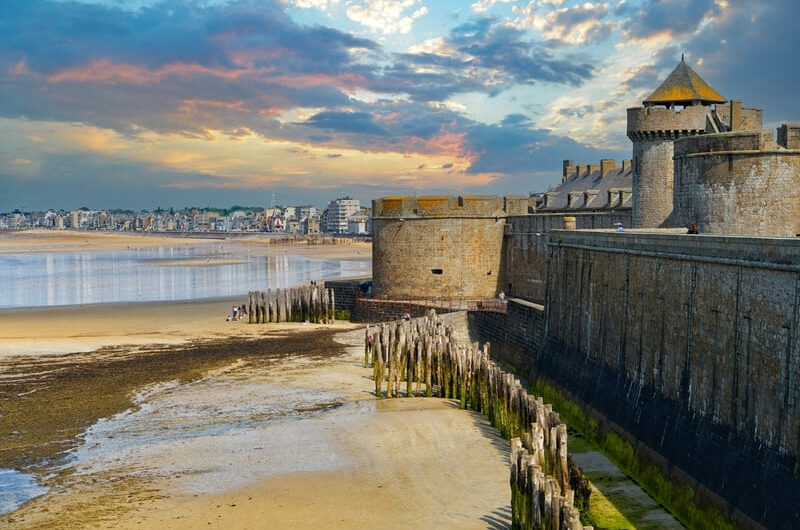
[323,197,360,234]
[347,211,369,235]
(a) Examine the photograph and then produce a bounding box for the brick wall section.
[503,212,632,303]
[324,279,364,312]
[539,229,800,529]
[351,298,460,323]
[673,130,800,236]
[469,299,546,372]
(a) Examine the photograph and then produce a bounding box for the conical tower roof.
[644,56,726,107]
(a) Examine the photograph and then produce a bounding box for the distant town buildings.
[0,197,372,236]
[321,196,362,234]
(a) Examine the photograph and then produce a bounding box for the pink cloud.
[46,58,268,84]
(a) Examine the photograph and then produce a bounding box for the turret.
[626,56,725,228]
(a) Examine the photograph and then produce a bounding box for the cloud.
[392,17,595,102]
[291,0,341,10]
[471,0,516,14]
[672,0,800,126]
[621,0,719,42]
[345,0,428,34]
[302,111,389,135]
[511,2,618,45]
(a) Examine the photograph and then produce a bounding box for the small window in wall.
[431,268,443,275]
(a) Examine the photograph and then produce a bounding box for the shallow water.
[0,468,48,515]
[0,244,370,308]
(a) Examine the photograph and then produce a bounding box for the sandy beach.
[0,230,372,261]
[0,231,510,529]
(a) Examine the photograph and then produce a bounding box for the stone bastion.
[673,123,800,236]
[371,195,531,300]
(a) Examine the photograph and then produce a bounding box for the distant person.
[232,306,238,320]
[616,223,625,233]
[687,224,699,234]
[403,312,411,321]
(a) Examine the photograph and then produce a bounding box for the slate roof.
[644,57,726,107]
[540,164,632,211]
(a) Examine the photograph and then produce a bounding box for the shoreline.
[0,306,511,529]
[0,230,372,260]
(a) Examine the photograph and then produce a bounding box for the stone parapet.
[673,129,777,155]
[627,105,712,138]
[372,194,518,219]
[548,228,800,266]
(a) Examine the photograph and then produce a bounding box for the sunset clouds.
[0,0,796,210]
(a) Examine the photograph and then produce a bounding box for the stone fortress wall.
[370,60,800,528]
[537,230,800,529]
[673,123,800,236]
[503,211,632,303]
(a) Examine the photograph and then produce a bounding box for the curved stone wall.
[372,195,509,300]
[627,105,712,228]
[674,130,800,236]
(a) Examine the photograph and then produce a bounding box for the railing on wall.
[355,292,508,314]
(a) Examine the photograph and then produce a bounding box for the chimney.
[600,159,616,177]
[575,164,584,177]
[588,163,600,175]
[562,159,574,183]
[778,123,800,149]
[621,159,632,172]
[730,100,742,132]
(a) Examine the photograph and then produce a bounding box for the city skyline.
[1,0,797,210]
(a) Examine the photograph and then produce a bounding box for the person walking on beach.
[232,306,238,320]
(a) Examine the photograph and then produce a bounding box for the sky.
[1,0,797,211]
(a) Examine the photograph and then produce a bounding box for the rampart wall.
[503,211,632,303]
[674,128,800,236]
[532,230,800,528]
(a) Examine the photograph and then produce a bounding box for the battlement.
[372,194,530,218]
[627,105,712,139]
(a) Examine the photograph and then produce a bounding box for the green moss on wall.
[530,376,735,530]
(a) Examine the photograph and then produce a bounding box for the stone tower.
[626,56,726,228]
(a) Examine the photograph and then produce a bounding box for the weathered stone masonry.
[372,195,531,300]
[474,229,800,529]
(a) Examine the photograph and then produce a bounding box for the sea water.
[0,243,370,308]
[0,242,371,514]
[0,468,49,515]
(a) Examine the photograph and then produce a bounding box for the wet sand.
[0,230,372,261]
[0,302,510,529]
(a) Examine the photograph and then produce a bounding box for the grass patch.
[333,308,351,320]
[567,429,595,454]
